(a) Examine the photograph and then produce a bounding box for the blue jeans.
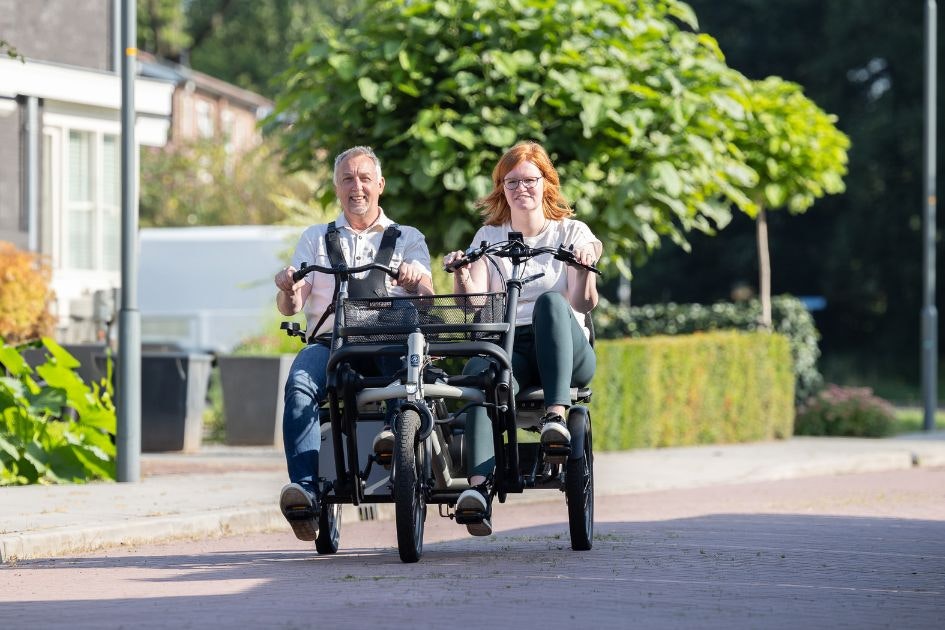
[282,344,401,492]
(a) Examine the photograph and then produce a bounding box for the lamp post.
[922,0,938,432]
[118,0,141,481]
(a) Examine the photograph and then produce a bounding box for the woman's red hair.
[476,141,573,226]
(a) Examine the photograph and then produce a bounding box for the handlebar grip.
[443,258,467,274]
[291,267,308,283]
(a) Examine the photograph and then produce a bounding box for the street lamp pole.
[922,0,938,432]
[117,0,141,481]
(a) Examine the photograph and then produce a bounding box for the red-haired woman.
[443,141,601,536]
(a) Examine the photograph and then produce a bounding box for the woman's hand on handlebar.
[571,244,599,271]
[443,250,474,288]
[442,250,466,271]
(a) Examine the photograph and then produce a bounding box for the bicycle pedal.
[455,507,487,525]
[375,452,392,468]
[543,444,570,465]
[283,505,316,521]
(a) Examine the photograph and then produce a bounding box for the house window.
[65,130,120,271]
[196,100,214,138]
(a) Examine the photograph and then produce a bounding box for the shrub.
[0,338,116,485]
[794,385,896,437]
[0,241,56,343]
[595,294,821,402]
[590,331,794,449]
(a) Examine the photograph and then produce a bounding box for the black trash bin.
[95,351,213,452]
[138,352,213,452]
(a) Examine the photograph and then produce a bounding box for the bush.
[0,338,116,485]
[794,385,897,437]
[0,241,56,343]
[590,331,794,449]
[595,294,821,402]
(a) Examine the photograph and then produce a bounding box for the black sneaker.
[539,412,571,463]
[455,484,492,536]
[279,483,318,541]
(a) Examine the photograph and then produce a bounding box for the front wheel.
[314,501,341,554]
[565,407,594,551]
[393,409,427,563]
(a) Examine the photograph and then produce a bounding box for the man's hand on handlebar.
[392,260,426,292]
[275,266,307,295]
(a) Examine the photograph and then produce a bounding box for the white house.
[1,2,174,342]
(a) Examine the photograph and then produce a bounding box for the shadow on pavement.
[4,513,943,629]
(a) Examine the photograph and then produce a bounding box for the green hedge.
[589,331,795,450]
[594,295,821,402]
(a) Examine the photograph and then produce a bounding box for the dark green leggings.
[463,291,596,478]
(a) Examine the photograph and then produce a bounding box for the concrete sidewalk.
[2,434,945,563]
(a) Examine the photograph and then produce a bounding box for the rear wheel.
[565,408,594,551]
[314,502,341,554]
[393,409,427,563]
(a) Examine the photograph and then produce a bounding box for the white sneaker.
[372,426,395,467]
[455,487,492,536]
[279,483,318,541]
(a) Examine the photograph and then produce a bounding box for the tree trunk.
[757,206,772,329]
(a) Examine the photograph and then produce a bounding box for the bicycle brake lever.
[521,272,546,285]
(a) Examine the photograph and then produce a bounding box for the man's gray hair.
[333,146,382,186]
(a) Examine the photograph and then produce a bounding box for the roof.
[137,52,273,115]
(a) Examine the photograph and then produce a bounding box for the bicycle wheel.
[393,408,427,563]
[314,501,341,554]
[565,408,594,551]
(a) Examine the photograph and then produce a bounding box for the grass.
[892,407,945,434]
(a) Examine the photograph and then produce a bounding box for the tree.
[645,0,930,383]
[139,139,328,228]
[137,0,191,62]
[269,0,759,265]
[734,77,850,328]
[137,0,356,97]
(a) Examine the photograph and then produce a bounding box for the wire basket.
[338,292,508,344]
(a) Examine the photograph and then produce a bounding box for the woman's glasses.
[503,176,542,191]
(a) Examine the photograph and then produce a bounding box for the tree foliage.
[733,76,850,326]
[137,0,354,97]
[0,242,56,343]
[139,139,327,228]
[640,0,929,379]
[270,0,761,265]
[137,0,191,61]
[735,76,849,218]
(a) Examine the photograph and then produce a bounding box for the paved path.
[2,467,943,629]
[2,435,945,563]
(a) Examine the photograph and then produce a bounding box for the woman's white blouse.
[468,218,602,338]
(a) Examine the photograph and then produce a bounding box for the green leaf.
[653,162,682,197]
[443,168,466,191]
[482,125,517,148]
[357,77,381,105]
[41,338,80,369]
[0,433,20,459]
[438,123,476,150]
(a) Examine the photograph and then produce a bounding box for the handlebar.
[444,241,601,275]
[292,261,400,283]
